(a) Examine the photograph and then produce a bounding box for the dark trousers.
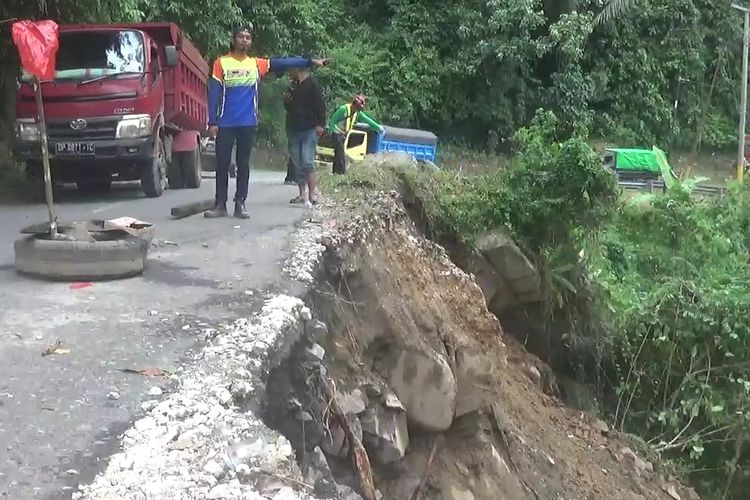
[332,132,347,175]
[215,126,256,205]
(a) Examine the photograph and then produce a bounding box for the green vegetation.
[0,0,744,148]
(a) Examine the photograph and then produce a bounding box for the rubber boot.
[204,203,228,218]
[234,202,250,219]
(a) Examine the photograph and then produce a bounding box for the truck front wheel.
[140,136,167,198]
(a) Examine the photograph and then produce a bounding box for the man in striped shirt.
[205,24,328,218]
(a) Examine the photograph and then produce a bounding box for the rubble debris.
[409,436,441,500]
[41,340,68,357]
[147,386,164,397]
[322,375,378,500]
[619,447,654,477]
[360,401,409,464]
[74,294,313,500]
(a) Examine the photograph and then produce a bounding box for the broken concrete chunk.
[148,386,163,397]
[202,460,225,479]
[168,431,201,451]
[387,347,457,431]
[383,392,405,411]
[360,404,409,464]
[107,391,120,401]
[307,343,326,361]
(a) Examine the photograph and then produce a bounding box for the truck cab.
[14,23,208,197]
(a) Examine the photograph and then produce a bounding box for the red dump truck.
[14,22,208,197]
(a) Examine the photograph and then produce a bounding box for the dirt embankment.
[262,187,698,500]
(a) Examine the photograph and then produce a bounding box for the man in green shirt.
[326,95,384,174]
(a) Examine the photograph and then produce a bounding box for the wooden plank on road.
[170,199,214,219]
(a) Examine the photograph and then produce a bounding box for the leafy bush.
[595,182,750,498]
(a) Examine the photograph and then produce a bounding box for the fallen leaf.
[120,367,170,377]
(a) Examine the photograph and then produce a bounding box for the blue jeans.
[288,128,317,182]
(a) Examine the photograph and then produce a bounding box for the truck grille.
[47,117,119,140]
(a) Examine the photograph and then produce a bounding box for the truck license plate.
[55,142,95,156]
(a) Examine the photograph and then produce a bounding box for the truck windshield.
[23,30,145,81]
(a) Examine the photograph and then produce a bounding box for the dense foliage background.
[0,0,745,149]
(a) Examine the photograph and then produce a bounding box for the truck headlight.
[14,119,39,141]
[116,114,152,139]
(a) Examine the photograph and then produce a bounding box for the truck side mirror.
[164,46,178,68]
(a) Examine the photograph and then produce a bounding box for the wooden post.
[33,77,58,238]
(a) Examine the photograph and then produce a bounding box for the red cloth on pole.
[11,20,60,81]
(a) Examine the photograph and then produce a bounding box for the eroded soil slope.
[300,191,697,500]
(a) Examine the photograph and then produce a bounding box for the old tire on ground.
[140,135,167,198]
[14,233,150,281]
[180,147,202,189]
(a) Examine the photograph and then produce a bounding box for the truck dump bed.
[136,23,208,132]
[374,125,438,162]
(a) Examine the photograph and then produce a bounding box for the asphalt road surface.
[0,172,307,499]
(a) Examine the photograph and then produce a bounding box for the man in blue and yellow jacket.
[205,24,329,218]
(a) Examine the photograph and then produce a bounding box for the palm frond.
[594,0,637,26]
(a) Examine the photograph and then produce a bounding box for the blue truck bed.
[360,125,438,162]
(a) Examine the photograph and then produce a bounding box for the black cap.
[233,23,253,37]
